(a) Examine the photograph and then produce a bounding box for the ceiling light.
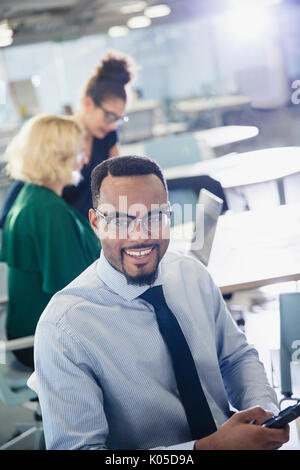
[108,26,129,38]
[0,22,13,47]
[127,16,151,29]
[121,2,147,14]
[144,4,171,18]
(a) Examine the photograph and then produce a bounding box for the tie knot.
[139,285,165,310]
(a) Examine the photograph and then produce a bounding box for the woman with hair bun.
[63,50,137,218]
[0,50,137,226]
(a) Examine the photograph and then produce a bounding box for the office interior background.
[0,0,300,449]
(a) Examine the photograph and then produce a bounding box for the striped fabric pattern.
[34,250,278,450]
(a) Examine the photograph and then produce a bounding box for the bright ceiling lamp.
[127,15,151,29]
[262,0,282,4]
[0,21,13,47]
[225,4,271,40]
[120,2,147,14]
[108,26,129,38]
[144,4,171,18]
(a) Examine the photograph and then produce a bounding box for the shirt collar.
[96,250,162,301]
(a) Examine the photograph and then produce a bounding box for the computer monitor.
[190,188,223,266]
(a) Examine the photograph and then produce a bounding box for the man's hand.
[194,407,290,450]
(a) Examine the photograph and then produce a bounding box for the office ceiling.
[0,0,232,47]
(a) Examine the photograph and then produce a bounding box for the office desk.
[170,204,300,294]
[164,152,240,181]
[194,125,258,149]
[120,126,258,164]
[212,147,300,190]
[176,95,251,126]
[176,95,251,114]
[165,147,300,207]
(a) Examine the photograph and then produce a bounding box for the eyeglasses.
[95,103,129,126]
[94,207,172,237]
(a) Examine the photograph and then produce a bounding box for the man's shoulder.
[162,249,208,274]
[161,249,214,291]
[38,260,104,326]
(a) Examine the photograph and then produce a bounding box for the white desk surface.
[194,125,259,148]
[176,95,251,114]
[126,100,160,113]
[165,146,300,190]
[170,204,300,294]
[164,151,241,181]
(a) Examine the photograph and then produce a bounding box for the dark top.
[0,183,101,338]
[63,130,117,217]
[0,130,118,227]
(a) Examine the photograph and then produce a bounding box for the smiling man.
[34,155,289,450]
[90,161,170,287]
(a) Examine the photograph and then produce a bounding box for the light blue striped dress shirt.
[34,249,278,450]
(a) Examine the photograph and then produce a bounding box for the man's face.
[89,174,170,285]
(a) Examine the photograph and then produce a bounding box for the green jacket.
[0,183,100,338]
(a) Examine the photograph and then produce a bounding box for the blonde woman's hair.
[5,114,82,187]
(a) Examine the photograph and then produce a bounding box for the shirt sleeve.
[211,276,279,415]
[35,318,109,450]
[35,316,197,451]
[34,203,100,294]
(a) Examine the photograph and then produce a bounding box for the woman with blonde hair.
[0,49,137,225]
[0,114,100,368]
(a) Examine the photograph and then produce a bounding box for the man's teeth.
[125,247,153,257]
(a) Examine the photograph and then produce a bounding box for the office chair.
[168,174,228,214]
[168,188,199,227]
[143,132,214,169]
[0,336,44,450]
[278,293,300,408]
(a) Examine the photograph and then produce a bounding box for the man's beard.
[121,246,160,286]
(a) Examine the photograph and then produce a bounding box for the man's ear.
[89,208,100,236]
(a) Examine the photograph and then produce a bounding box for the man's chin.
[124,269,159,286]
[121,244,160,286]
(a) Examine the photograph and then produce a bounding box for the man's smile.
[122,245,156,264]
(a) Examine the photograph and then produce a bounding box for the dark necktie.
[139,285,217,440]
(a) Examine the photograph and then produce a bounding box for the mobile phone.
[261,402,300,429]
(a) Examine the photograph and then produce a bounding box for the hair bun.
[96,50,137,86]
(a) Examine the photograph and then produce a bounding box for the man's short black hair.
[91,155,168,208]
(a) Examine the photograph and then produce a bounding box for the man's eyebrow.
[104,211,131,218]
[104,208,167,218]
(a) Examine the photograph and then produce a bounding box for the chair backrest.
[143,133,210,169]
[279,293,300,396]
[168,188,199,226]
[0,352,36,406]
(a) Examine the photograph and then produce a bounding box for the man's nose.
[128,219,149,240]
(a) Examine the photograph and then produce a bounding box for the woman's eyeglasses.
[96,103,129,126]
